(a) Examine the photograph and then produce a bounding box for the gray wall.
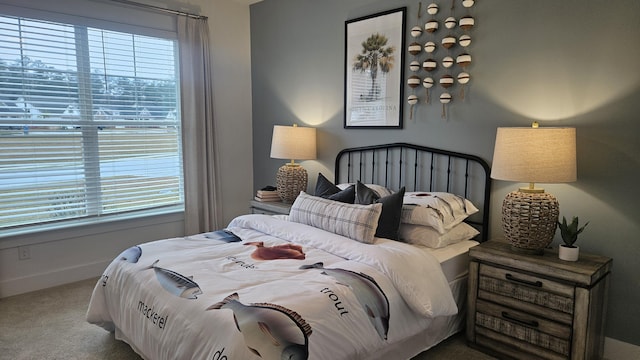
[250,0,640,345]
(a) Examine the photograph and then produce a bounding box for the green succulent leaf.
[558,216,589,246]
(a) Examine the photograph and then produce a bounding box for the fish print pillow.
[401,192,478,234]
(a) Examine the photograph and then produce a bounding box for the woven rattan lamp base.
[276,164,308,203]
[501,190,559,255]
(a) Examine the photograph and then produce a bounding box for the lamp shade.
[270,125,317,161]
[491,127,577,184]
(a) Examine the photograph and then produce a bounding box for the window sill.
[0,207,184,250]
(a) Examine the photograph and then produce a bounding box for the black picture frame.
[344,7,406,129]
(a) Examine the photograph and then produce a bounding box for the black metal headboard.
[334,142,491,242]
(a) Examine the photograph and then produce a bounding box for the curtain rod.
[107,0,207,20]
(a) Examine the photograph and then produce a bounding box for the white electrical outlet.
[18,246,31,260]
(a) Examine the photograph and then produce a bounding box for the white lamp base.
[501,190,559,255]
[276,164,308,203]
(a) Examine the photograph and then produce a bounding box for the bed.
[86,142,491,360]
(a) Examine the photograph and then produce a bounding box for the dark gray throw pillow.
[355,181,405,240]
[315,173,355,203]
[327,185,355,203]
[315,173,340,197]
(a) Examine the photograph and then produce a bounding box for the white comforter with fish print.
[87,214,457,360]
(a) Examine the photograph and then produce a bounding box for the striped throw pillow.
[289,192,382,244]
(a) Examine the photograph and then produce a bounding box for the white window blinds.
[0,14,184,232]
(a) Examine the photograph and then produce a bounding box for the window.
[0,15,184,234]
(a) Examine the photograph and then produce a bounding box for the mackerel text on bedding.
[226,255,257,269]
[137,300,168,329]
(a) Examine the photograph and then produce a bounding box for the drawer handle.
[505,273,543,288]
[501,311,540,328]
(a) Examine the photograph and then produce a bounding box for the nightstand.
[249,200,292,215]
[466,240,612,360]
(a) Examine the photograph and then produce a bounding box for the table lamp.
[491,122,577,254]
[270,124,317,203]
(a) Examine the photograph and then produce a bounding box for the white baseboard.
[605,336,640,359]
[0,259,110,298]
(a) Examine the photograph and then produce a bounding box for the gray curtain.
[177,16,221,234]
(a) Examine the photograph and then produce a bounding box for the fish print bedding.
[86,214,458,360]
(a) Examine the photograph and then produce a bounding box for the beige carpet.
[0,278,495,360]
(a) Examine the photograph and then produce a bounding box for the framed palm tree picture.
[344,7,406,128]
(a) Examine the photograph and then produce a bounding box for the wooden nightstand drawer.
[478,264,574,321]
[476,299,571,357]
[475,329,569,360]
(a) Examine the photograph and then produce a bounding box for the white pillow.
[401,192,479,234]
[398,222,480,248]
[289,192,382,244]
[337,183,393,197]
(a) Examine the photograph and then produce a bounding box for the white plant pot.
[559,245,579,261]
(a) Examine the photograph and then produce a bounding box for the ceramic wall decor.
[405,0,476,120]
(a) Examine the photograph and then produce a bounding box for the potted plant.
[557,216,589,261]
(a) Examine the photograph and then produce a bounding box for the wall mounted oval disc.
[445,17,457,29]
[459,34,471,47]
[439,74,454,88]
[423,77,435,88]
[424,41,436,53]
[425,19,439,33]
[408,75,421,88]
[456,53,472,67]
[427,3,439,15]
[442,36,456,49]
[423,59,437,71]
[459,16,475,30]
[411,26,423,38]
[457,72,470,84]
[408,42,422,55]
[442,56,454,68]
